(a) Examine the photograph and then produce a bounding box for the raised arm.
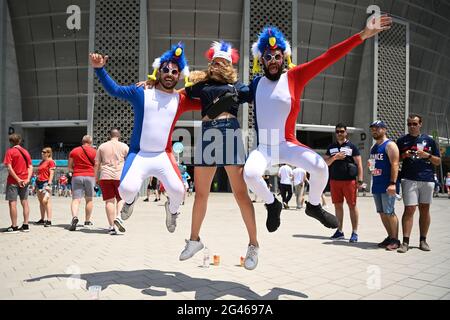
[90,53,141,103]
[289,14,392,85]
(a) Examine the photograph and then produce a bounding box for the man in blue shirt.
[369,121,401,251]
[396,114,441,253]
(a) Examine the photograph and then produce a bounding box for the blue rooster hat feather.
[148,42,190,83]
[251,26,295,73]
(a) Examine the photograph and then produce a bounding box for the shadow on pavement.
[26,269,308,300]
[321,240,380,250]
[292,234,330,240]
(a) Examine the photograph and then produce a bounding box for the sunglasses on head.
[335,130,346,134]
[161,66,179,76]
[407,122,419,127]
[263,53,283,62]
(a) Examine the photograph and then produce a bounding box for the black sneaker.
[3,226,19,234]
[154,198,159,202]
[35,219,45,225]
[44,221,51,228]
[143,198,149,202]
[19,224,30,232]
[305,201,338,229]
[84,221,93,227]
[69,217,79,231]
[378,237,391,248]
[264,197,282,232]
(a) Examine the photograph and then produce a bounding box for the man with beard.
[244,15,392,232]
[368,121,400,251]
[90,43,200,234]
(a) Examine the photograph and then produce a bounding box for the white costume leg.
[243,146,274,204]
[280,142,328,206]
[156,152,185,214]
[119,151,149,204]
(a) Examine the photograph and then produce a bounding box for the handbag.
[205,86,239,119]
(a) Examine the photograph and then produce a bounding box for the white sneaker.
[121,195,138,221]
[179,239,204,261]
[165,201,179,233]
[108,226,117,235]
[244,244,259,270]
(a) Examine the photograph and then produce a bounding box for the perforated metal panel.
[247,0,293,147]
[374,21,409,141]
[93,0,140,146]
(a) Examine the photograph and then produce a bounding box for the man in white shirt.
[278,164,293,209]
[293,167,307,209]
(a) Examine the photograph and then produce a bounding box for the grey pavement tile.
[0,196,449,300]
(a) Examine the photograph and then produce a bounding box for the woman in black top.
[179,41,259,270]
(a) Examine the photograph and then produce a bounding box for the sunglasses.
[41,151,49,153]
[263,53,283,62]
[161,66,179,76]
[335,130,346,134]
[407,122,419,127]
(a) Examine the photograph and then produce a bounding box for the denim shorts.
[194,118,246,167]
[36,180,49,192]
[373,193,396,215]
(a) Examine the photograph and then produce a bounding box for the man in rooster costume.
[244,15,393,233]
[90,43,200,234]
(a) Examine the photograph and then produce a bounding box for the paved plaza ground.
[1,193,450,300]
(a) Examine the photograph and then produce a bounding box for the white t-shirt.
[293,168,306,186]
[278,165,293,185]
[446,177,450,186]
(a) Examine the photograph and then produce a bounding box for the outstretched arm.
[290,14,392,84]
[90,53,140,102]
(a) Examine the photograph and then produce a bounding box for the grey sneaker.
[397,242,409,253]
[179,239,204,261]
[121,195,138,221]
[114,217,126,233]
[419,240,431,251]
[244,245,259,270]
[165,201,179,233]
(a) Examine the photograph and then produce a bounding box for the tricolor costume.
[243,26,364,228]
[95,43,200,218]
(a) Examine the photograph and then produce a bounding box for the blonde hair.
[42,147,53,159]
[82,135,93,145]
[189,62,238,85]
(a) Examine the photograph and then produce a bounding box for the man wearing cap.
[368,120,401,251]
[396,114,441,253]
[244,15,393,232]
[90,43,200,234]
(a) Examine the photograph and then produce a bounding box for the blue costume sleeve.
[94,67,143,107]
[235,81,253,104]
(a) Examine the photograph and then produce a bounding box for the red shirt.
[69,146,96,177]
[59,175,68,185]
[3,146,32,185]
[37,159,56,182]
